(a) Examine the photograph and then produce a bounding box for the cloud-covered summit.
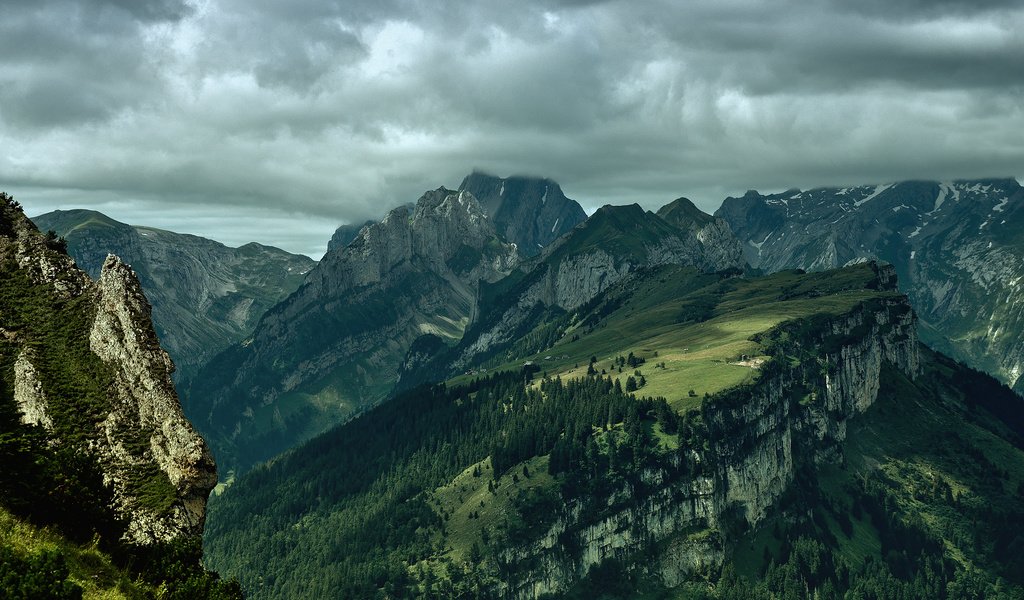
[2,0,1021,256]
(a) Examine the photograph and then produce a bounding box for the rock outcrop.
[91,255,217,543]
[714,178,1024,395]
[1,195,217,544]
[32,209,315,384]
[495,277,919,598]
[13,351,53,430]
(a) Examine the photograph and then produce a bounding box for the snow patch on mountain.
[854,184,893,207]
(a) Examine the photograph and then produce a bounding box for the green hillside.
[201,261,1024,599]
[461,262,893,408]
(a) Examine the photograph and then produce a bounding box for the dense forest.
[207,346,1024,599]
[206,368,684,598]
[204,258,1024,599]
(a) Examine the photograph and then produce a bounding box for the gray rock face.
[449,203,745,372]
[1,201,217,545]
[326,219,375,253]
[496,291,919,598]
[459,172,588,256]
[32,209,315,384]
[189,188,519,474]
[715,178,1024,394]
[13,351,53,430]
[90,255,217,543]
[657,196,745,271]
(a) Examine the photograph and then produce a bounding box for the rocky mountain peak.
[458,171,587,255]
[329,187,516,290]
[91,253,217,543]
[411,188,495,245]
[656,197,714,228]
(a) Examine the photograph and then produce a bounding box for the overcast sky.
[2,0,1022,257]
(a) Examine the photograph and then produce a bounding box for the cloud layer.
[2,0,1022,256]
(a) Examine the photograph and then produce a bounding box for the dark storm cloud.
[0,0,176,128]
[2,0,1022,256]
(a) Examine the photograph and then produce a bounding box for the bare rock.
[90,254,217,544]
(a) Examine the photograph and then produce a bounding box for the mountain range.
[3,172,1023,600]
[31,209,315,385]
[197,174,1024,598]
[205,258,1024,599]
[715,178,1024,395]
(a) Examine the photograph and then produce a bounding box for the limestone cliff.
[1,195,216,545]
[90,255,217,543]
[494,281,919,598]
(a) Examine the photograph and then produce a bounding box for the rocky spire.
[91,254,217,543]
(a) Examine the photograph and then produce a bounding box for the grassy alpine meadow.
[462,263,898,411]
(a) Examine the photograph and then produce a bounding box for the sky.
[2,0,1022,258]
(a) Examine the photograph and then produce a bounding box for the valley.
[3,2,1021,598]
[3,174,1023,600]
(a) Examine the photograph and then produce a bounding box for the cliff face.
[2,197,216,544]
[459,172,588,256]
[32,209,315,384]
[90,255,217,543]
[495,288,919,598]
[714,178,1024,395]
[326,219,375,253]
[189,188,519,474]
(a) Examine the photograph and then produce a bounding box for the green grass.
[461,264,895,414]
[0,507,153,599]
[429,455,557,563]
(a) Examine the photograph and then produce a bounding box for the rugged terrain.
[715,178,1024,395]
[401,199,744,387]
[33,209,315,385]
[188,188,520,475]
[326,171,586,261]
[0,193,239,597]
[204,259,1023,599]
[327,219,376,253]
[459,172,588,256]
